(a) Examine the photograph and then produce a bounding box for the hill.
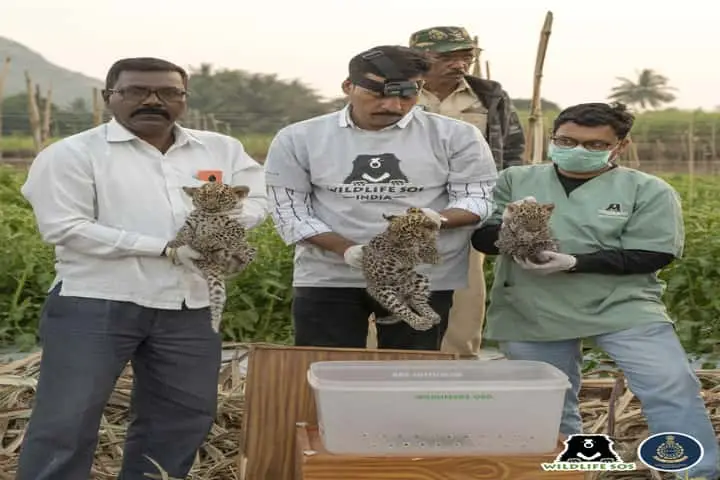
[0,37,103,107]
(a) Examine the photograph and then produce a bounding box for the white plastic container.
[307,359,570,456]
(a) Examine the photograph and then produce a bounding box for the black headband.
[350,50,420,98]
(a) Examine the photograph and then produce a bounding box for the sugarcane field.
[1,3,719,480]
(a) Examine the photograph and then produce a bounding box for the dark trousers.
[16,284,222,480]
[292,287,454,350]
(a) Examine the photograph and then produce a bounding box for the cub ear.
[406,207,423,215]
[542,203,556,212]
[505,203,517,213]
[382,213,398,222]
[232,185,250,198]
[182,186,198,197]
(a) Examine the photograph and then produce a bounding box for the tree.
[185,64,338,134]
[1,93,94,136]
[607,69,677,110]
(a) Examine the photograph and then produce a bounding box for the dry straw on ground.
[0,350,718,479]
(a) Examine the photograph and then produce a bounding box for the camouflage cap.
[409,26,475,53]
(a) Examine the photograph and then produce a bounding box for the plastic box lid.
[308,360,570,391]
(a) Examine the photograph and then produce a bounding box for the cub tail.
[206,272,227,333]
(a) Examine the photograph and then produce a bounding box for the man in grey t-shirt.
[264,45,498,351]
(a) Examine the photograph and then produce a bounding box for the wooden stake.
[207,113,219,131]
[24,71,43,155]
[485,61,491,80]
[92,87,104,126]
[687,112,696,207]
[0,57,11,160]
[625,133,640,168]
[41,84,53,146]
[710,118,717,161]
[525,11,554,165]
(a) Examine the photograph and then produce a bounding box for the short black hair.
[105,57,188,90]
[348,45,431,81]
[553,102,635,139]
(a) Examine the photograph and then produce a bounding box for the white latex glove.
[502,196,537,222]
[514,251,577,275]
[420,208,448,228]
[343,245,364,269]
[168,245,203,276]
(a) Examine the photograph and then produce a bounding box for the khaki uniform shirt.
[417,78,489,138]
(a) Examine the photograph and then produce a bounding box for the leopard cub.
[167,181,257,333]
[362,207,443,331]
[495,201,559,264]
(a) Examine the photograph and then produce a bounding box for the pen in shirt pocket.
[195,170,224,183]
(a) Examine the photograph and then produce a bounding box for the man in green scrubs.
[472,102,718,480]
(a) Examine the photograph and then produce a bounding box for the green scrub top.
[484,164,684,342]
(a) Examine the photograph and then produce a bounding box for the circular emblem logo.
[637,432,704,473]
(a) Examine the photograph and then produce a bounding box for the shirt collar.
[338,104,417,130]
[456,77,473,93]
[419,77,475,99]
[104,117,204,147]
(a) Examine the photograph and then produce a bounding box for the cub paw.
[409,316,435,332]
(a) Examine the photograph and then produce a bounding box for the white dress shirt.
[21,118,268,310]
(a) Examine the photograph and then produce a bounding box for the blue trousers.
[500,322,719,480]
[16,284,222,480]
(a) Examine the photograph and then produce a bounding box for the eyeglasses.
[551,136,616,152]
[108,86,188,103]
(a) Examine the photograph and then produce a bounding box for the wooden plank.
[295,424,584,480]
[238,344,457,480]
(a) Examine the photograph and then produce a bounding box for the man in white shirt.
[17,57,267,480]
[265,45,497,351]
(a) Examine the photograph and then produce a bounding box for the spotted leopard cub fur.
[495,201,559,264]
[167,181,257,333]
[362,207,442,331]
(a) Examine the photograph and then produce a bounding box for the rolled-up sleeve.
[446,123,499,221]
[227,138,269,229]
[21,141,168,258]
[264,127,332,245]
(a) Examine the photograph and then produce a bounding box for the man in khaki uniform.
[409,26,526,358]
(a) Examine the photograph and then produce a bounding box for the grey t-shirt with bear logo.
[264,105,498,291]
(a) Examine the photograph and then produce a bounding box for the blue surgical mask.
[548,143,612,173]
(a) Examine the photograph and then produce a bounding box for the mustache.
[132,107,170,119]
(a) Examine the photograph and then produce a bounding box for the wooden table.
[238,344,456,480]
[295,423,585,480]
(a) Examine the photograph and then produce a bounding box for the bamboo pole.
[24,71,42,155]
[485,61,491,80]
[525,11,554,165]
[472,36,482,78]
[0,57,11,160]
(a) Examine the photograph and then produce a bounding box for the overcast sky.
[2,0,717,110]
